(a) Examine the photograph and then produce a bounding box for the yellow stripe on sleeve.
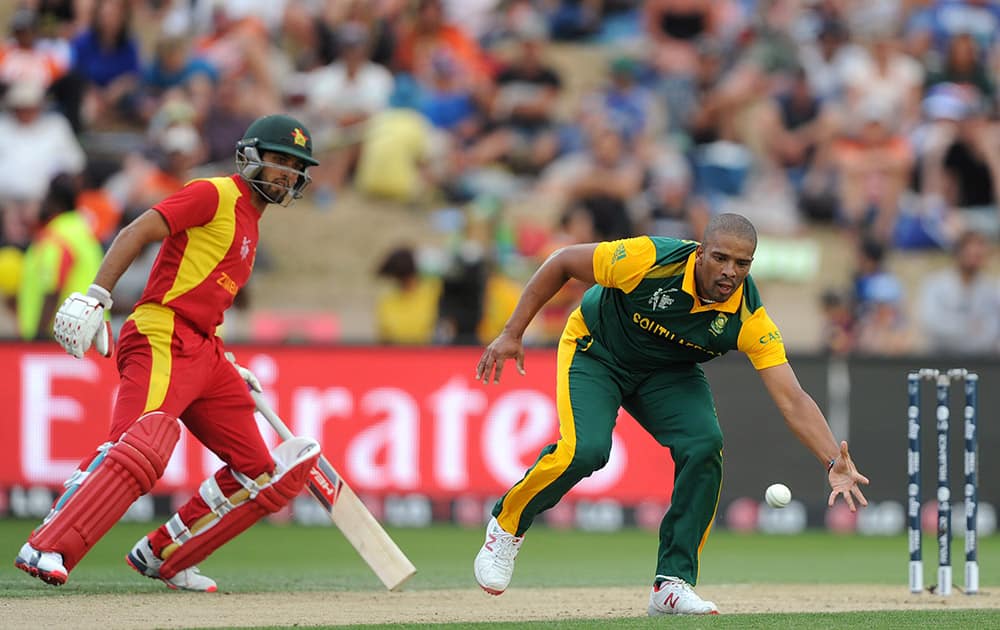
[592,237,657,294]
[737,306,788,370]
[163,178,239,304]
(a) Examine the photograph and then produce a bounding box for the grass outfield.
[1,519,997,628]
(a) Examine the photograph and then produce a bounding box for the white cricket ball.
[765,483,792,508]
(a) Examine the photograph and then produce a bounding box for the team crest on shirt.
[240,236,252,260]
[709,313,728,336]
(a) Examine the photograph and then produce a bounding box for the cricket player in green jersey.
[473,213,870,615]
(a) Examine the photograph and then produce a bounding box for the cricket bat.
[250,390,417,591]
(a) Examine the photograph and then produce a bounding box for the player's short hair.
[703,213,757,249]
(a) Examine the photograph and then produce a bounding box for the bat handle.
[250,390,295,441]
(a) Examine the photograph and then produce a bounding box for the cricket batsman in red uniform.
[15,114,323,591]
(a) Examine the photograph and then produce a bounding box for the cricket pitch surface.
[5,584,998,628]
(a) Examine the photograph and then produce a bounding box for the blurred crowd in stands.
[0,0,999,356]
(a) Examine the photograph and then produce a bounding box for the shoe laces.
[491,531,523,566]
[661,577,695,595]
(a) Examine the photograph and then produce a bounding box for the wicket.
[907,368,979,596]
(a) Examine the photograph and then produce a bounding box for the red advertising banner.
[0,344,673,503]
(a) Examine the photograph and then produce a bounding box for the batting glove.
[225,352,262,392]
[53,284,113,359]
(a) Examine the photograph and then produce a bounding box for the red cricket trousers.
[112,304,274,555]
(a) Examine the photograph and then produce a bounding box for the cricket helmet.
[235,114,319,206]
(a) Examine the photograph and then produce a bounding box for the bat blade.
[307,457,417,590]
[251,391,416,590]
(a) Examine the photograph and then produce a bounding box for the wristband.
[87,284,113,310]
[826,457,837,473]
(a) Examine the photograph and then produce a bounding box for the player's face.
[258,151,306,202]
[694,233,755,302]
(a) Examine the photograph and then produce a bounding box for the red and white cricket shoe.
[647,576,719,615]
[473,516,523,595]
[15,542,68,586]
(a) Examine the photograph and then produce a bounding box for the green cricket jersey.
[578,236,787,371]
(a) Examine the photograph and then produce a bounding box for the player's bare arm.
[758,362,869,510]
[477,243,598,384]
[93,209,170,293]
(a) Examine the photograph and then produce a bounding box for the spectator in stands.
[435,237,488,345]
[0,7,69,90]
[374,245,441,345]
[774,67,836,202]
[853,270,913,356]
[17,173,103,341]
[310,0,401,69]
[918,229,1000,355]
[75,161,123,247]
[353,85,440,203]
[830,98,913,243]
[143,35,217,124]
[924,32,994,100]
[71,0,143,129]
[644,0,718,76]
[818,288,856,356]
[798,18,855,103]
[467,17,562,175]
[558,125,644,240]
[0,80,85,244]
[587,54,657,143]
[640,142,710,240]
[201,75,256,165]
[906,0,1000,65]
[851,236,905,322]
[546,0,602,41]
[192,5,279,118]
[303,22,394,206]
[395,0,493,89]
[841,27,924,130]
[920,89,1000,239]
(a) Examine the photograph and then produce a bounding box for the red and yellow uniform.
[110,175,271,556]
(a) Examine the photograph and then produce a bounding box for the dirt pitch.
[3,585,997,628]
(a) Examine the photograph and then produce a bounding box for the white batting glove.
[225,352,262,392]
[53,284,113,359]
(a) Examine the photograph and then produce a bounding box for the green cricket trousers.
[492,309,724,585]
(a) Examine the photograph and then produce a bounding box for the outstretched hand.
[827,440,869,512]
[476,331,526,384]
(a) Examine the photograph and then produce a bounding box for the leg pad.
[29,412,179,571]
[159,437,320,579]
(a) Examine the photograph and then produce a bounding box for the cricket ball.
[765,483,792,508]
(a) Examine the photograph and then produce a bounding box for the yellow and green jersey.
[579,236,787,371]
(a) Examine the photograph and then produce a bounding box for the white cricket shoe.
[473,516,524,595]
[15,542,68,586]
[126,536,218,593]
[647,576,719,615]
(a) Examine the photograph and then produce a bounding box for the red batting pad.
[158,438,320,579]
[29,412,179,571]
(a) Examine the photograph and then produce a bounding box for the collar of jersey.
[681,251,743,314]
